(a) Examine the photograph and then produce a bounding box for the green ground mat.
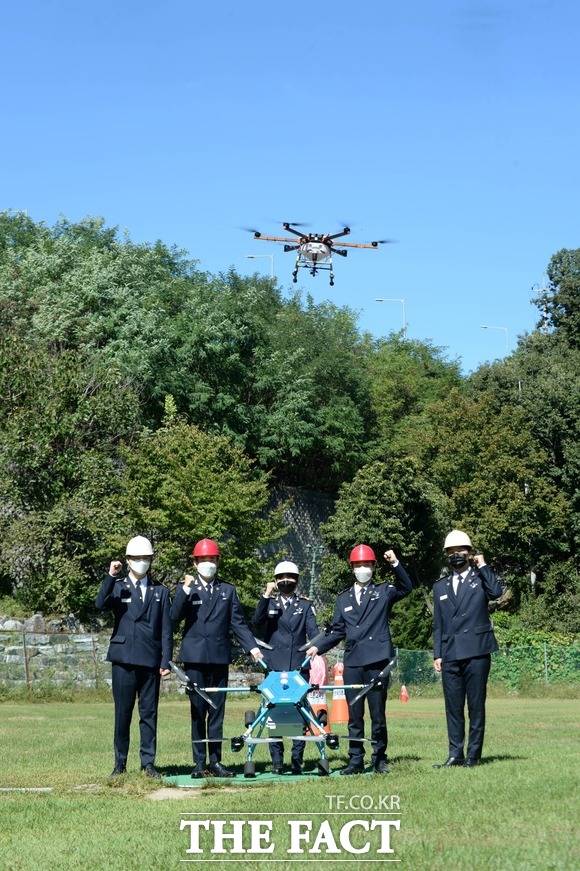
[163,768,375,787]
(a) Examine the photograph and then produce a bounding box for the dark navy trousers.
[111,663,160,767]
[344,659,389,765]
[442,654,491,760]
[185,663,229,764]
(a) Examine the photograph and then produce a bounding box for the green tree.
[0,338,140,612]
[535,248,580,347]
[0,213,376,490]
[100,419,285,609]
[422,390,569,597]
[317,459,449,648]
[365,334,461,457]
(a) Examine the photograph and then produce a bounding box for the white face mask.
[353,566,373,585]
[197,561,217,581]
[127,558,151,578]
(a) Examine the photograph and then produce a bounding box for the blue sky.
[2,1,578,371]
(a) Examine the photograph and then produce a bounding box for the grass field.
[0,694,578,870]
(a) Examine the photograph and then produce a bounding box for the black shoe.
[291,761,303,775]
[464,758,480,767]
[373,759,390,774]
[191,763,206,779]
[433,756,465,768]
[141,764,162,779]
[207,762,235,778]
[272,764,284,775]
[109,765,126,778]
[340,762,364,776]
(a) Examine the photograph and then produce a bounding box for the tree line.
[0,212,577,645]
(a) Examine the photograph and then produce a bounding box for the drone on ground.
[169,632,396,778]
[243,222,395,286]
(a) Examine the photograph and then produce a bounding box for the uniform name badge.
[439,594,448,600]
[344,605,353,612]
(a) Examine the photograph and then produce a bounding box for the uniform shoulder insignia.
[299,595,311,601]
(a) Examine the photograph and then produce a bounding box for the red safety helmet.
[348,544,377,564]
[192,538,221,558]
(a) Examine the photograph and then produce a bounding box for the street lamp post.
[245,254,275,279]
[375,297,407,337]
[480,324,510,354]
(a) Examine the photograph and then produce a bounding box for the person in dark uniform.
[171,538,264,778]
[432,529,504,767]
[253,559,319,774]
[307,545,412,775]
[95,535,173,778]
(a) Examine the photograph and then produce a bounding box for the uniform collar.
[453,568,470,583]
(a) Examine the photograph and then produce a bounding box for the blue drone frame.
[170,633,396,778]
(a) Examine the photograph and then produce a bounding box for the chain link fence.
[1,630,578,692]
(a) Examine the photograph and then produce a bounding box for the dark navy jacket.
[95,573,173,670]
[316,563,413,666]
[253,594,319,671]
[170,576,257,665]
[433,565,503,661]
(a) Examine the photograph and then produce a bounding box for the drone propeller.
[254,638,274,650]
[169,660,217,709]
[298,629,329,653]
[281,220,310,228]
[239,226,262,236]
[350,658,398,704]
[372,239,397,245]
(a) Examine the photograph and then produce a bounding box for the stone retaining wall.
[0,632,262,691]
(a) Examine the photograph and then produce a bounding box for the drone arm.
[254,234,303,244]
[316,683,366,691]
[327,227,351,240]
[335,241,380,249]
[204,686,251,693]
[283,224,307,239]
[332,248,348,257]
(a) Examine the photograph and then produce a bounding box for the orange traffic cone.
[329,661,349,725]
[400,684,409,703]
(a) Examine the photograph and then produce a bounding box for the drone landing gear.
[291,252,335,286]
[244,761,256,778]
[317,756,330,777]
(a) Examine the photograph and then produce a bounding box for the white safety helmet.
[126,535,154,557]
[443,530,472,551]
[274,560,299,578]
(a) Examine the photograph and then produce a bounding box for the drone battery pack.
[266,706,305,737]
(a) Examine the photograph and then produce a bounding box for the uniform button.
[464,629,468,633]
[369,636,373,640]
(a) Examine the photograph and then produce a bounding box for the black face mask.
[448,553,469,570]
[277,581,297,596]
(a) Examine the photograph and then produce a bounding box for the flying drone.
[243,222,394,286]
[169,634,396,778]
